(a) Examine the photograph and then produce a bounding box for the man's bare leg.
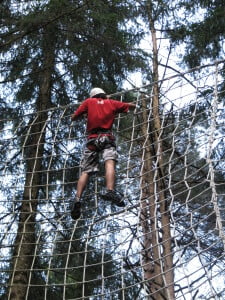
[105,159,115,190]
[71,172,89,220]
[103,159,125,207]
[76,171,89,199]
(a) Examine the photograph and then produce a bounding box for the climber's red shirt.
[73,97,130,137]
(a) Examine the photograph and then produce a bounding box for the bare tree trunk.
[139,1,175,299]
[140,96,164,298]
[8,27,55,300]
[8,114,47,300]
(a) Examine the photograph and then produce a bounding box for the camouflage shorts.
[80,137,118,174]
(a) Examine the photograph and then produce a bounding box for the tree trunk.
[140,96,164,298]
[8,113,47,300]
[139,1,175,298]
[8,26,55,300]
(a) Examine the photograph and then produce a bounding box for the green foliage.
[167,0,225,67]
[0,1,147,298]
[1,1,225,298]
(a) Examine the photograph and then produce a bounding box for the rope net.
[1,61,225,299]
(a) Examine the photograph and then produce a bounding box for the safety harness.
[87,128,115,151]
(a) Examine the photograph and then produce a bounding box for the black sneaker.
[102,190,125,207]
[71,201,81,220]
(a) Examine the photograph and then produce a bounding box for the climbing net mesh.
[1,61,225,300]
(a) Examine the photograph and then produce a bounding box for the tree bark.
[139,1,175,299]
[140,97,164,298]
[8,26,55,300]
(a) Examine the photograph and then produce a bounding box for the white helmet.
[90,87,106,98]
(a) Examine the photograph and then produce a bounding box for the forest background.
[1,1,225,299]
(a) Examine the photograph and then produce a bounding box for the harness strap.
[86,134,115,152]
[88,128,112,135]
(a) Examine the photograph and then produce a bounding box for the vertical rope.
[206,63,225,249]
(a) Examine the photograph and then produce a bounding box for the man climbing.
[71,87,136,220]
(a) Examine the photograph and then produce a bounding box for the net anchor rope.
[206,63,225,249]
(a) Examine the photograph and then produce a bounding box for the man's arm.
[71,101,88,121]
[111,99,138,113]
[71,113,87,121]
[128,103,136,110]
[71,113,80,121]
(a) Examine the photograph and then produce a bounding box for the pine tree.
[167,0,225,67]
[0,1,145,299]
[118,1,225,298]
